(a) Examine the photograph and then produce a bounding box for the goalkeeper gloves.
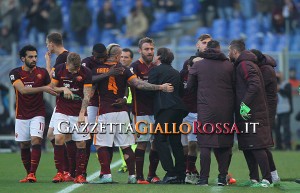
[240,102,251,120]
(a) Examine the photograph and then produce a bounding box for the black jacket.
[148,63,188,118]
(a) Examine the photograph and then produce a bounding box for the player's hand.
[111,98,126,108]
[108,65,124,76]
[42,86,58,96]
[45,51,51,65]
[63,87,74,100]
[240,102,251,120]
[192,57,203,63]
[77,113,85,127]
[161,83,174,92]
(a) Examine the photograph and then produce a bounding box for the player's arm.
[78,85,92,124]
[92,65,124,83]
[13,79,57,95]
[128,77,173,92]
[45,51,52,75]
[51,79,74,99]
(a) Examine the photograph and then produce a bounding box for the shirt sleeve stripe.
[12,79,21,86]
[84,84,92,87]
[127,75,137,82]
[51,79,59,84]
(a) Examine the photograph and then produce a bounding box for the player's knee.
[31,137,42,145]
[76,141,86,148]
[55,134,65,145]
[47,127,54,140]
[137,141,147,150]
[188,141,198,155]
[20,141,31,149]
[183,145,188,155]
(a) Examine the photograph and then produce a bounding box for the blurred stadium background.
[0,0,300,152]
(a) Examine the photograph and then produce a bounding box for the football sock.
[66,140,76,177]
[135,148,145,179]
[21,148,31,174]
[76,148,86,176]
[122,147,135,176]
[148,150,159,177]
[30,144,41,174]
[54,145,64,173]
[83,139,92,174]
[97,147,111,175]
[187,155,197,173]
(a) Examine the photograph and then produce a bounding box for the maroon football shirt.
[51,50,69,72]
[130,59,155,116]
[82,56,101,107]
[93,62,136,115]
[52,63,92,116]
[181,60,197,113]
[9,66,51,119]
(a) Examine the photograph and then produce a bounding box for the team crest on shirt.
[130,67,134,74]
[36,74,42,79]
[82,63,86,67]
[10,75,15,80]
[76,76,83,82]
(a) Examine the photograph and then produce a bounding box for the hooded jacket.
[234,51,273,150]
[187,49,235,148]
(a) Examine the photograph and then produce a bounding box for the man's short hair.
[157,47,174,65]
[198,34,212,41]
[107,43,121,57]
[207,40,220,49]
[92,43,107,57]
[47,32,63,46]
[250,49,265,63]
[138,37,154,49]
[229,39,245,53]
[67,52,81,68]
[19,45,37,59]
[122,48,134,59]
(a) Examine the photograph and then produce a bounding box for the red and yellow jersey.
[130,59,154,116]
[93,62,136,115]
[52,63,92,116]
[9,66,50,119]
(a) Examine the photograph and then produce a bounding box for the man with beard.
[229,40,273,187]
[250,49,280,183]
[9,45,57,183]
[187,40,235,186]
[45,32,75,181]
[180,34,211,184]
[130,37,161,184]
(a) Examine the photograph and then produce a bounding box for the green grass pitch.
[0,150,300,193]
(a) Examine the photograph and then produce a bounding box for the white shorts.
[15,116,45,141]
[93,111,135,147]
[49,106,56,128]
[134,115,155,142]
[87,106,98,124]
[181,113,197,146]
[53,113,90,142]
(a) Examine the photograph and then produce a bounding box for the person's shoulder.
[130,60,140,68]
[9,67,21,74]
[82,56,93,64]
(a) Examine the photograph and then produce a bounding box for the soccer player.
[250,49,280,183]
[130,37,161,184]
[81,43,108,176]
[51,52,92,184]
[45,32,75,181]
[229,40,273,187]
[9,45,57,183]
[92,43,173,184]
[180,34,211,184]
[118,48,137,173]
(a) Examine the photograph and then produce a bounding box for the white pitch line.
[57,159,123,193]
